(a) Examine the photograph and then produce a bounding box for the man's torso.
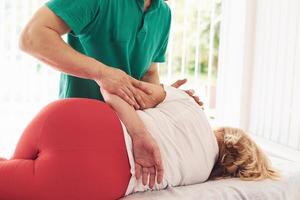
[47,0,171,100]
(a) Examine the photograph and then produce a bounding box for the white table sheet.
[121,156,300,200]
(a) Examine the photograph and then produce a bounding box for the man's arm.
[141,64,203,107]
[141,63,160,85]
[19,6,150,108]
[102,80,166,128]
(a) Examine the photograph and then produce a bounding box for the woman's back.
[124,86,219,194]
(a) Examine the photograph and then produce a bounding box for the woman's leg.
[0,98,131,200]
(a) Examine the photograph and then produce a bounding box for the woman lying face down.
[102,81,279,195]
[0,82,280,199]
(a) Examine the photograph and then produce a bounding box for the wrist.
[128,127,148,139]
[91,59,107,81]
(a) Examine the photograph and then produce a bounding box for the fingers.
[127,85,140,108]
[186,89,195,96]
[192,95,203,106]
[136,163,163,188]
[99,69,151,108]
[118,89,136,106]
[130,79,151,109]
[132,79,153,95]
[142,167,149,186]
[193,95,200,102]
[149,167,156,189]
[134,91,146,109]
[117,88,141,109]
[124,86,140,109]
[136,165,156,189]
[127,84,140,105]
[156,166,164,184]
[193,96,204,106]
[171,78,187,88]
[184,89,204,107]
[141,167,157,189]
[154,150,164,184]
[135,164,142,180]
[123,87,138,105]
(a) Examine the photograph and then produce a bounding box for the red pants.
[0,98,131,200]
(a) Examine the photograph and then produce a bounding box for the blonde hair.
[210,127,280,181]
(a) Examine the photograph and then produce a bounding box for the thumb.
[154,150,164,184]
[154,149,163,171]
[132,78,153,95]
[171,79,187,88]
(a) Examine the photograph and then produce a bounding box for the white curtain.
[0,0,59,158]
[216,0,300,154]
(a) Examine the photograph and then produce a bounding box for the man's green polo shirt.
[46,0,171,100]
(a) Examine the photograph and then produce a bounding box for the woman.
[101,82,219,194]
[102,81,279,195]
[0,81,217,200]
[0,82,278,200]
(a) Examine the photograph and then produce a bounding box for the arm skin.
[19,6,151,108]
[19,6,106,83]
[142,64,204,107]
[101,81,166,134]
[101,83,165,187]
[101,81,166,188]
[141,63,160,85]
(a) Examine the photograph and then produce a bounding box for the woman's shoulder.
[159,85,191,104]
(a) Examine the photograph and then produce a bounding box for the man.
[19,0,201,189]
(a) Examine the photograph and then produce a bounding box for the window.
[0,0,222,157]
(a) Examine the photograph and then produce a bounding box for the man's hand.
[171,79,204,107]
[96,67,153,109]
[132,131,164,189]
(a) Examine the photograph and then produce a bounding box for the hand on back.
[171,79,204,107]
[96,67,153,109]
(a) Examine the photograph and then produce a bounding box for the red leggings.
[0,98,131,200]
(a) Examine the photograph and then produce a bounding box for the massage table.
[122,153,300,200]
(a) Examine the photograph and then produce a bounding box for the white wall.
[217,0,300,152]
[0,0,59,158]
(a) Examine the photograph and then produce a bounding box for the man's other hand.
[171,79,204,107]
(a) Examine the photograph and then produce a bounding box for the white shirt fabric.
[121,85,219,195]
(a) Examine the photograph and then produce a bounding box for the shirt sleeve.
[153,8,172,63]
[45,0,101,36]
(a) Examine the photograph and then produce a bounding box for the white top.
[121,85,219,195]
